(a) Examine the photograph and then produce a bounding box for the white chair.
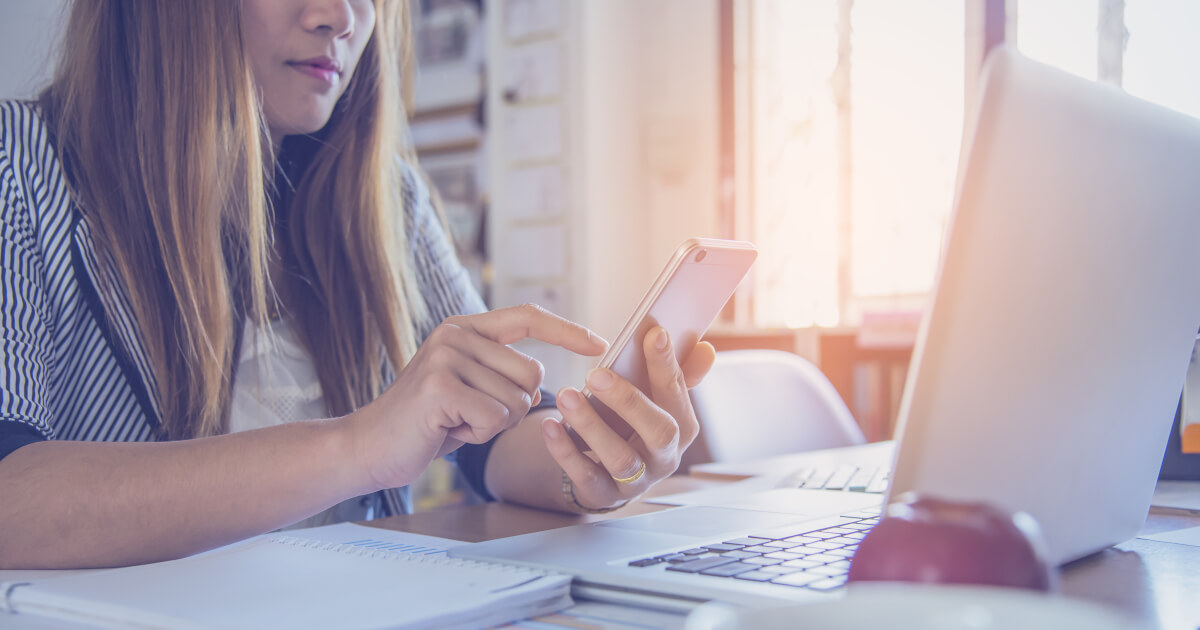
[684,349,866,465]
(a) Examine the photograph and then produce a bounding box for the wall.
[488,0,721,390]
[0,0,68,100]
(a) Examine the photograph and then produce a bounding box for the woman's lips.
[287,61,339,85]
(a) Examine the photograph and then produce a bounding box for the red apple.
[847,493,1055,591]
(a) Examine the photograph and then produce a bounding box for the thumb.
[681,341,717,389]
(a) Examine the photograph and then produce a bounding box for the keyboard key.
[824,527,857,535]
[756,516,860,540]
[724,537,770,546]
[799,468,835,489]
[785,467,816,486]
[826,537,859,546]
[807,541,845,550]
[681,547,708,555]
[804,554,844,564]
[791,545,833,555]
[866,471,890,494]
[720,550,762,560]
[780,559,822,570]
[847,467,878,492]
[666,556,738,574]
[782,535,822,545]
[628,557,662,567]
[808,577,848,592]
[704,543,745,552]
[764,540,800,549]
[844,532,866,540]
[809,564,850,577]
[771,572,824,587]
[805,531,841,540]
[758,565,803,575]
[826,560,852,571]
[823,465,859,490]
[826,548,856,558]
[700,562,760,577]
[656,553,689,563]
[741,545,779,554]
[763,551,805,561]
[743,556,783,566]
[734,570,778,582]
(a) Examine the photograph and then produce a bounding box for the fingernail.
[589,330,610,350]
[557,387,579,410]
[542,418,563,439]
[587,369,615,390]
[655,328,669,351]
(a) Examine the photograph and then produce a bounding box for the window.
[738,0,964,329]
[737,0,1200,331]
[1017,0,1200,119]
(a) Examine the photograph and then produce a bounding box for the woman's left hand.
[541,326,716,512]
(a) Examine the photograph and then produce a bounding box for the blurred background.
[4,0,1198,503]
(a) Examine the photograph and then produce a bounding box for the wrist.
[561,470,628,515]
[335,408,388,496]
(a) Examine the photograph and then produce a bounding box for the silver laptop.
[450,46,1200,610]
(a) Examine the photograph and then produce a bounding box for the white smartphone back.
[583,238,757,436]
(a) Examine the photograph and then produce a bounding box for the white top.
[229,318,378,528]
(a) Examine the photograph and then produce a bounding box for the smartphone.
[572,238,757,446]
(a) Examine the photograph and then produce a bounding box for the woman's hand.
[347,304,607,493]
[541,327,716,512]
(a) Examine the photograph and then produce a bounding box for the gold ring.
[612,460,646,484]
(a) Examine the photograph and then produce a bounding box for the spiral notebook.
[0,523,572,630]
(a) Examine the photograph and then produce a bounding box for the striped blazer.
[0,100,496,516]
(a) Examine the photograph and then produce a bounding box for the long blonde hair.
[40,0,424,439]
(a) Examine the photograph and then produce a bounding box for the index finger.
[458,303,609,356]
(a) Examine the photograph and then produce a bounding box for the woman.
[0,0,714,569]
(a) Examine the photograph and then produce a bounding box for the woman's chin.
[266,110,336,142]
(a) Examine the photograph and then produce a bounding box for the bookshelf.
[410,0,489,510]
[412,0,489,299]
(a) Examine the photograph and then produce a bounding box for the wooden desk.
[365,476,1200,630]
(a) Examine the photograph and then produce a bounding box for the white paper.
[283,521,459,554]
[1137,525,1200,547]
[528,600,686,630]
[3,524,571,630]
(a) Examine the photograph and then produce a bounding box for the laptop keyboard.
[780,465,889,493]
[627,509,880,593]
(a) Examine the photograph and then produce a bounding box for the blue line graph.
[340,538,447,555]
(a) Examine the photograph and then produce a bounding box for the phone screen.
[576,239,756,445]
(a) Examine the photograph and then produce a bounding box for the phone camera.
[694,249,707,263]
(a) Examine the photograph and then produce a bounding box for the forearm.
[484,408,584,514]
[0,418,373,569]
